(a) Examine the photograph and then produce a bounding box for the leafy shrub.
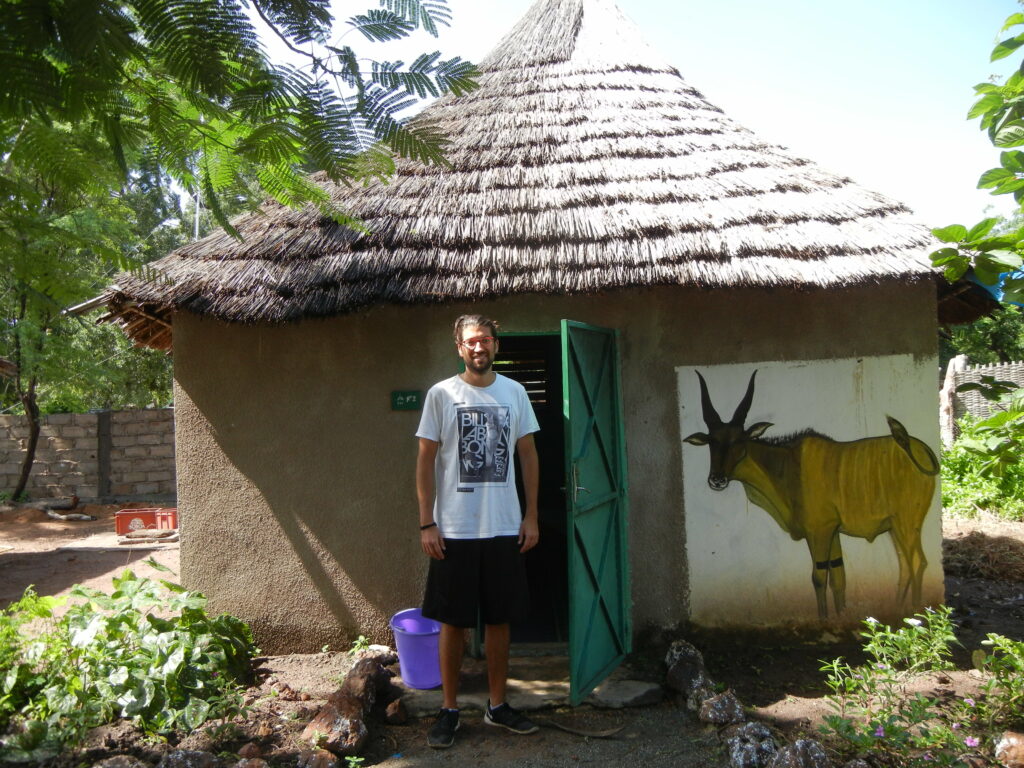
[970,634,1024,730]
[943,414,1024,521]
[821,608,1024,767]
[0,566,255,763]
[348,635,370,656]
[860,610,957,675]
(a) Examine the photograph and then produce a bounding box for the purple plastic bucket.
[389,608,442,689]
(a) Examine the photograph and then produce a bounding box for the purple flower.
[964,697,976,707]
[876,663,887,670]
[952,723,961,730]
[923,753,934,761]
[874,726,885,738]
[965,736,980,748]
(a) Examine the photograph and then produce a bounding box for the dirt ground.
[2,504,1024,767]
[0,503,180,609]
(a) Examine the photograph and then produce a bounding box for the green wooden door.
[561,320,631,705]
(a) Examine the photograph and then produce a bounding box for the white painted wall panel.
[678,355,943,626]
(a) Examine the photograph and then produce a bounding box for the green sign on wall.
[391,390,423,411]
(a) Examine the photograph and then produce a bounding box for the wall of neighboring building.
[172,278,938,653]
[953,360,1024,420]
[0,409,175,499]
[938,357,1024,445]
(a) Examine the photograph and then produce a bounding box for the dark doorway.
[495,333,568,643]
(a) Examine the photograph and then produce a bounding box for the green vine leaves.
[931,12,1024,301]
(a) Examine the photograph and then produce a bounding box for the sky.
[291,0,1024,229]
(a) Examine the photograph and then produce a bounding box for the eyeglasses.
[459,336,496,348]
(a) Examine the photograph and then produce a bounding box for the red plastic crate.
[115,507,178,535]
[156,508,177,529]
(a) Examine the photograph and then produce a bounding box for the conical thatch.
[103,0,937,350]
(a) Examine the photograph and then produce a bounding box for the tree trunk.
[12,377,39,500]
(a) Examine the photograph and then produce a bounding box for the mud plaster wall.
[173,280,937,653]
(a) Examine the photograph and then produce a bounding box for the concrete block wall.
[0,408,175,499]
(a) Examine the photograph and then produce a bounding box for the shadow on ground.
[0,547,163,607]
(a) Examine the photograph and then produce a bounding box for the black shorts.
[422,536,529,628]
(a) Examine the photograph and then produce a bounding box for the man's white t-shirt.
[416,373,540,540]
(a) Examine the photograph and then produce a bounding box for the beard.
[465,354,493,375]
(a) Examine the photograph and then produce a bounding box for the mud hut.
[101,0,966,701]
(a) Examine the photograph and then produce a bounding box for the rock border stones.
[298,647,400,757]
[665,639,831,768]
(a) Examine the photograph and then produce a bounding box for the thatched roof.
[103,0,938,350]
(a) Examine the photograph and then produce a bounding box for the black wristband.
[420,522,437,531]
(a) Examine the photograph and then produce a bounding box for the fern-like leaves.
[0,0,477,260]
[347,10,415,43]
[252,0,333,45]
[359,85,447,166]
[371,54,478,98]
[378,0,452,37]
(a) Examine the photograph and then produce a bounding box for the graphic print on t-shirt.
[457,404,511,485]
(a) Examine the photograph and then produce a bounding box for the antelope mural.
[683,370,939,619]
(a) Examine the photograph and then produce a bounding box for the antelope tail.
[886,416,939,476]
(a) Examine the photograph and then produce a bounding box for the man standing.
[415,314,541,749]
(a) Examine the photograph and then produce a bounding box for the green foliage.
[0,0,477,240]
[972,633,1024,728]
[942,305,1024,365]
[35,323,173,414]
[819,609,976,768]
[0,1,477,457]
[1,314,176,416]
[0,161,178,420]
[942,436,1024,519]
[941,374,1024,520]
[0,569,256,762]
[821,609,1024,765]
[860,611,958,675]
[0,123,159,496]
[931,13,1024,301]
[348,635,371,656]
[953,380,1024,475]
[0,0,479,421]
[931,219,1023,298]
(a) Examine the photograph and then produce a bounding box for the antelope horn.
[731,370,758,425]
[695,370,723,427]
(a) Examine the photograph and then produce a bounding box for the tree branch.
[251,1,326,72]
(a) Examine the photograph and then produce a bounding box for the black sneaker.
[428,708,460,748]
[484,701,539,734]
